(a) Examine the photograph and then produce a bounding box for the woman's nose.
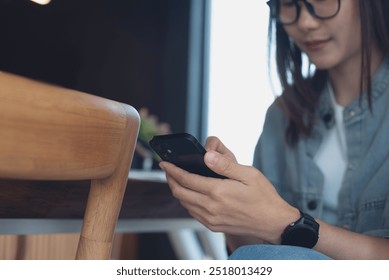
[296,3,321,30]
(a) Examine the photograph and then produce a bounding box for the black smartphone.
[149,133,226,179]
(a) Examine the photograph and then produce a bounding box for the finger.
[165,173,227,229]
[180,199,212,219]
[167,174,210,207]
[160,161,219,195]
[204,151,256,184]
[166,177,214,227]
[165,173,217,219]
[204,136,237,161]
[204,136,222,150]
[179,199,224,231]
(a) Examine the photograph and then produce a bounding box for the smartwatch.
[281,210,319,248]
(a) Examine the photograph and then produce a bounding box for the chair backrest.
[0,72,140,259]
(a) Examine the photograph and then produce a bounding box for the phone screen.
[149,133,226,179]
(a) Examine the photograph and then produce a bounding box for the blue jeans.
[228,244,331,260]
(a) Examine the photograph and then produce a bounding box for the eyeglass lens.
[274,0,340,25]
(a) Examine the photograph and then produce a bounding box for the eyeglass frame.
[267,0,342,25]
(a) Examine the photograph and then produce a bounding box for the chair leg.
[76,178,127,259]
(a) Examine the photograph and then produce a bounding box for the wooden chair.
[0,72,140,259]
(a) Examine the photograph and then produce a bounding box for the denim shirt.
[253,57,389,238]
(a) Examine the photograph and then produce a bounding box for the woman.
[160,0,389,259]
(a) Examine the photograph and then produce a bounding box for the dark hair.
[268,0,389,145]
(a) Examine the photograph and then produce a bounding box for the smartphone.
[149,133,226,179]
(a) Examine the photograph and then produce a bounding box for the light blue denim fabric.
[253,57,389,237]
[228,245,331,260]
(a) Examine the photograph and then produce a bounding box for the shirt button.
[308,200,317,210]
[348,110,355,118]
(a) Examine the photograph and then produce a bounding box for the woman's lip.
[305,39,331,50]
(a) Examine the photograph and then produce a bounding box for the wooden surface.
[0,72,132,181]
[0,178,190,219]
[0,233,131,260]
[0,72,140,259]
[0,177,191,260]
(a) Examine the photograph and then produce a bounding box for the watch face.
[282,224,318,248]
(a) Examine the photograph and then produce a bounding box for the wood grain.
[0,72,140,259]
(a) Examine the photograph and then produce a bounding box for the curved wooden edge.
[0,71,133,180]
[76,104,140,260]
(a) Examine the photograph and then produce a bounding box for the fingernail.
[159,162,166,170]
[206,151,218,166]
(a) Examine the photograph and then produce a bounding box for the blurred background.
[0,0,276,259]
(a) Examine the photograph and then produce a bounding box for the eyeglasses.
[267,0,341,25]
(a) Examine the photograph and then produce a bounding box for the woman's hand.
[203,136,237,162]
[160,136,299,245]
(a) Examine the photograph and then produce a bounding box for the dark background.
[0,0,209,259]
[0,0,193,132]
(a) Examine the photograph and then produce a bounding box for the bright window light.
[207,0,279,165]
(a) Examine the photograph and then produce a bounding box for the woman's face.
[282,0,361,70]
